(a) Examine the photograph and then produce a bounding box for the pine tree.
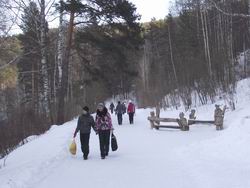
[56,0,142,124]
[18,2,49,114]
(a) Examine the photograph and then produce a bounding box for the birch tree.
[40,0,50,113]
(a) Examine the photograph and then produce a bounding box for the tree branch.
[208,0,250,18]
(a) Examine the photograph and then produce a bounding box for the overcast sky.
[9,0,172,34]
[130,0,171,22]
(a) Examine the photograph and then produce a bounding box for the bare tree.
[40,0,50,113]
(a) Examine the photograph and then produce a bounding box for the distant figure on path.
[127,101,135,124]
[214,104,226,130]
[115,101,126,125]
[109,102,115,114]
[122,102,126,114]
[95,103,113,159]
[73,106,96,160]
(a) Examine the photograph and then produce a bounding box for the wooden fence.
[147,111,186,131]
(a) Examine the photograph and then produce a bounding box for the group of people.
[73,101,136,160]
[73,103,113,160]
[109,101,136,125]
[73,101,226,160]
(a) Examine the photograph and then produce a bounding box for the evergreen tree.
[56,0,142,124]
[18,2,49,113]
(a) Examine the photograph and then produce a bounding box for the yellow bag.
[69,139,77,155]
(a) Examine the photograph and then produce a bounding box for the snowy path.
[1,98,250,188]
[31,110,217,188]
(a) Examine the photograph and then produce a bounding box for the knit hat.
[82,106,89,112]
[97,103,104,108]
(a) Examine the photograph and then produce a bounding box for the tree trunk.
[168,23,178,86]
[247,0,250,76]
[40,0,49,114]
[201,10,212,77]
[57,0,64,89]
[57,10,75,124]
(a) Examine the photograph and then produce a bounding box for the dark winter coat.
[110,103,115,110]
[75,113,95,134]
[115,103,126,114]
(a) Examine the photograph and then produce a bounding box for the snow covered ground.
[1,79,250,188]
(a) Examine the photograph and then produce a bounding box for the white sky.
[8,0,172,34]
[130,0,171,22]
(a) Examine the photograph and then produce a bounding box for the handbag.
[111,132,118,151]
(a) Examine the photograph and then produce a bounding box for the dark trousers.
[117,113,123,125]
[80,133,90,157]
[110,109,114,114]
[128,113,134,124]
[98,130,111,157]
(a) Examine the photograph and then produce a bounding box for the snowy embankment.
[0,79,250,188]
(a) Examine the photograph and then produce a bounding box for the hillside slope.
[0,79,250,188]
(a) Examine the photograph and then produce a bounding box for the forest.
[0,0,250,158]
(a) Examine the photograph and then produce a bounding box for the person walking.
[115,101,125,125]
[73,106,96,160]
[122,102,126,113]
[127,101,135,124]
[109,102,115,114]
[95,103,113,159]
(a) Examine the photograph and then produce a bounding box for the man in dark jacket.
[73,106,96,160]
[115,101,126,125]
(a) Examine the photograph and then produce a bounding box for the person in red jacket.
[127,101,135,124]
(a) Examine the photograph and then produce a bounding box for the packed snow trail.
[1,79,250,188]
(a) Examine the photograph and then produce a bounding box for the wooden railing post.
[156,106,160,128]
[149,111,156,129]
